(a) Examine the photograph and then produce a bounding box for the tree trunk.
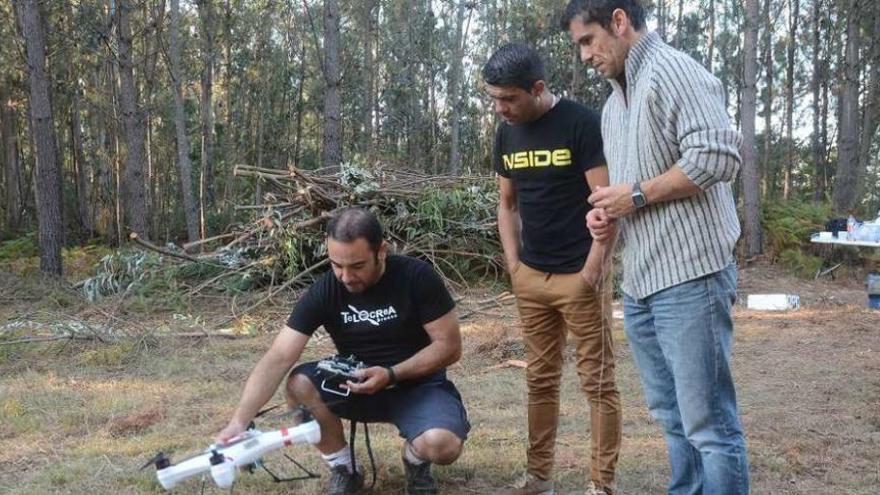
[223,0,233,175]
[15,0,64,275]
[833,0,862,212]
[675,0,685,48]
[372,10,381,152]
[811,0,825,201]
[321,0,342,172]
[60,1,92,237]
[116,0,149,239]
[761,0,773,198]
[570,47,582,98]
[822,11,833,199]
[447,0,466,174]
[707,0,716,70]
[856,3,880,202]
[89,3,117,242]
[427,6,439,173]
[782,0,799,200]
[362,0,377,159]
[658,0,667,41]
[169,0,200,243]
[1,85,22,233]
[741,0,763,256]
[70,76,90,236]
[293,42,306,169]
[197,0,216,222]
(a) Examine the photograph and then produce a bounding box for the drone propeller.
[140,452,170,471]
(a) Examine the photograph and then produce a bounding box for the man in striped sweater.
[562,1,750,494]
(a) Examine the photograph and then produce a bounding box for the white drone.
[141,407,321,491]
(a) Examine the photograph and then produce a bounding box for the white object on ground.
[746,294,801,311]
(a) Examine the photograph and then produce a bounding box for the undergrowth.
[762,200,831,277]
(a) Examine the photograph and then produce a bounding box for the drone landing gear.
[196,455,321,494]
[252,453,321,482]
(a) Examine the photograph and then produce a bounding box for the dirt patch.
[107,408,167,437]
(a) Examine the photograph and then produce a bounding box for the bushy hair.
[481,43,545,91]
[560,0,647,31]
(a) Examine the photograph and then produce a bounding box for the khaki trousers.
[511,262,621,486]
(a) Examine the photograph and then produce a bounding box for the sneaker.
[402,457,438,495]
[500,472,556,495]
[585,480,610,495]
[327,464,364,495]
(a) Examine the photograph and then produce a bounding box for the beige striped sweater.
[601,31,742,299]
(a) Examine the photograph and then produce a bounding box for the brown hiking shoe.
[500,472,556,495]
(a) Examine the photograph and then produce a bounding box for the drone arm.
[156,454,212,490]
[225,420,322,468]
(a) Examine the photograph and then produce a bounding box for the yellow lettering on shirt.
[502,149,572,170]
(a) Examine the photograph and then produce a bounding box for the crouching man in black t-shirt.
[217,207,470,495]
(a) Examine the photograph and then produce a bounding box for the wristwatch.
[632,182,647,209]
[384,365,398,387]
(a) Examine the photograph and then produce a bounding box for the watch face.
[632,192,647,208]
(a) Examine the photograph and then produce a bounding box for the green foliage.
[0,334,27,365]
[78,342,136,368]
[0,233,39,261]
[213,163,505,289]
[778,248,824,278]
[387,182,502,283]
[172,260,228,281]
[762,200,832,258]
[80,247,263,304]
[63,244,116,279]
[81,251,164,301]
[762,200,833,278]
[279,233,325,280]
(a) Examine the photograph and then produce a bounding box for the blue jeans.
[624,264,749,495]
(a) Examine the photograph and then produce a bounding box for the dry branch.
[0,335,96,345]
[130,233,202,262]
[219,258,331,326]
[89,164,500,324]
[182,232,237,251]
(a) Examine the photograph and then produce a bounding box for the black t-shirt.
[287,255,456,368]
[493,99,605,273]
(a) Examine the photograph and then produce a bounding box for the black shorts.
[291,361,470,442]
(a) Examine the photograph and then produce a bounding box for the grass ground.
[1,261,878,494]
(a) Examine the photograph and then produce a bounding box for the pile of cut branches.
[86,163,503,320]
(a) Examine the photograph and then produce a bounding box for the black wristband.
[384,366,397,386]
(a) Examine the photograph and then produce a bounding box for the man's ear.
[377,240,389,261]
[611,8,629,35]
[531,80,546,98]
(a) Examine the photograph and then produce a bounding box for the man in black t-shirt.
[217,208,469,495]
[484,43,621,495]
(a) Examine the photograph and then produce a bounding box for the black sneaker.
[402,457,438,495]
[327,464,364,495]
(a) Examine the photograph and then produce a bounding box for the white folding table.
[810,233,880,279]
